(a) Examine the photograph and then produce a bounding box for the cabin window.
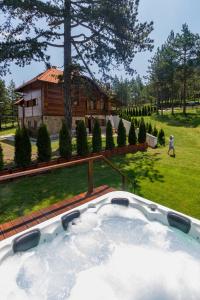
[25,99,38,107]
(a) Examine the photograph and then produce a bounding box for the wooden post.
[88,159,94,194]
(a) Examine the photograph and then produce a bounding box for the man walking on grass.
[168,135,175,156]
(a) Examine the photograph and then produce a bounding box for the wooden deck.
[0,185,115,241]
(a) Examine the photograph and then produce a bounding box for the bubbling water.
[0,205,200,300]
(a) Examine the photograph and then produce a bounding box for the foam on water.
[0,205,200,300]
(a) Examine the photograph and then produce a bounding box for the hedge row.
[0,118,165,169]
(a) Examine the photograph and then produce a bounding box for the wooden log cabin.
[15,67,119,135]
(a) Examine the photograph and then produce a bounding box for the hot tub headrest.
[13,229,41,253]
[61,210,81,230]
[167,212,191,234]
[111,198,129,207]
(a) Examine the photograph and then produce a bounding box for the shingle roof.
[15,68,63,92]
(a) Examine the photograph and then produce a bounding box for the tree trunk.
[183,76,187,115]
[63,0,72,133]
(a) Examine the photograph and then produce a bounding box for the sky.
[3,0,200,87]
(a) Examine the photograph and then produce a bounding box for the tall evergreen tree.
[173,24,200,114]
[76,121,89,156]
[117,119,126,147]
[128,121,137,145]
[138,118,146,143]
[36,124,52,162]
[92,119,102,153]
[0,0,153,131]
[21,127,32,166]
[106,120,115,150]
[59,122,72,159]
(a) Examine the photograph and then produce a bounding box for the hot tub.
[0,191,200,300]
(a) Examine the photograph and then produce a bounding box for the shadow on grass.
[0,152,164,223]
[94,153,164,196]
[153,113,200,128]
[0,164,88,223]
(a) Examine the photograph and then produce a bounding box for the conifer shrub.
[14,127,32,167]
[0,143,4,170]
[92,119,102,153]
[128,121,137,145]
[148,123,153,134]
[138,118,146,144]
[21,127,32,166]
[106,120,115,150]
[153,125,158,137]
[158,129,165,146]
[59,121,72,159]
[36,124,52,162]
[117,119,126,147]
[76,120,89,156]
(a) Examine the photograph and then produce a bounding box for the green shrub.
[36,124,52,162]
[59,122,72,159]
[0,144,4,170]
[117,119,126,147]
[128,121,137,145]
[106,120,115,150]
[158,129,165,146]
[21,127,32,166]
[148,123,153,134]
[153,126,158,137]
[14,127,31,167]
[138,118,146,144]
[92,119,102,153]
[76,120,89,156]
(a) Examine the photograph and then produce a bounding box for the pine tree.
[128,122,137,145]
[158,129,166,146]
[92,119,102,153]
[59,122,72,159]
[76,121,89,156]
[117,119,126,147]
[0,144,4,170]
[106,120,115,150]
[138,118,146,143]
[36,124,52,162]
[0,1,153,130]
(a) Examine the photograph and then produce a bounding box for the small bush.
[59,122,72,159]
[14,127,31,167]
[117,119,126,147]
[148,123,153,134]
[158,129,165,146]
[0,144,4,170]
[76,120,89,156]
[153,126,158,137]
[138,118,146,144]
[92,119,102,153]
[128,121,137,145]
[106,120,115,150]
[36,124,52,162]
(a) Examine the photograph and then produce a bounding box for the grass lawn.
[0,108,200,223]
